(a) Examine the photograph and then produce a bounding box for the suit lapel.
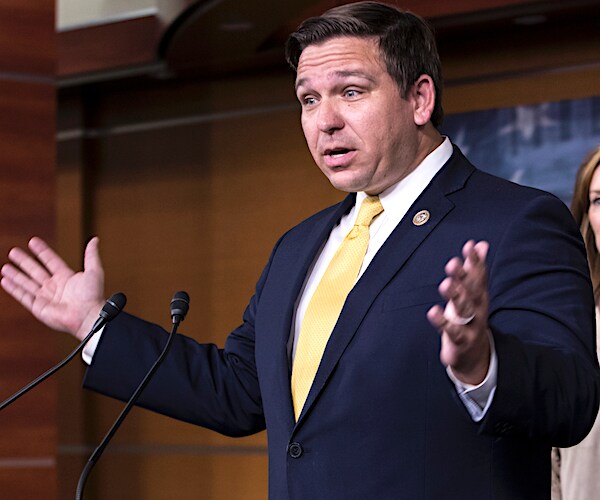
[277,194,358,358]
[294,149,475,425]
[266,194,356,424]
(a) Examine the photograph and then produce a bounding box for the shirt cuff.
[81,326,105,365]
[446,331,497,422]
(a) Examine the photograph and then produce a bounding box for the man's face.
[295,36,423,195]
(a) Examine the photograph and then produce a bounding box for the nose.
[317,99,344,134]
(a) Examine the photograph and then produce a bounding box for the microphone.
[91,293,128,332]
[170,290,190,324]
[0,292,127,411]
[76,291,190,500]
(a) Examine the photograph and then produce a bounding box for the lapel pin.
[412,210,430,226]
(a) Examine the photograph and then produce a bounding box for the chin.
[327,173,367,193]
[330,181,363,193]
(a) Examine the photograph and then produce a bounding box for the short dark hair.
[285,1,444,127]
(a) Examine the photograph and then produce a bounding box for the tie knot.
[355,196,384,227]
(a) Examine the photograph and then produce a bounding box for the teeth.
[329,149,349,157]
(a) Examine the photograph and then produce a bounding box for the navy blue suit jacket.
[85,147,600,499]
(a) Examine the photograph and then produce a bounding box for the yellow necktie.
[291,196,384,420]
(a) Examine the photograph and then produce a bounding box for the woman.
[553,145,600,500]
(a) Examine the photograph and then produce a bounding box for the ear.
[409,75,436,126]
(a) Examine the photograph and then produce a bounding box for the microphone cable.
[75,291,190,500]
[0,292,127,411]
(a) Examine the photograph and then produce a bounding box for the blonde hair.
[571,145,600,299]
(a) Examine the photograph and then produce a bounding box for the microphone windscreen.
[100,292,127,321]
[170,291,190,321]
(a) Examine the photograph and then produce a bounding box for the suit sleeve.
[82,237,284,438]
[480,192,600,446]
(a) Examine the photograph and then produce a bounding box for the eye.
[298,93,318,107]
[343,88,362,99]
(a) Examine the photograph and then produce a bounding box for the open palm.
[1,237,105,339]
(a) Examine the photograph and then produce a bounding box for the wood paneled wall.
[51,7,598,500]
[56,72,340,499]
[0,1,57,499]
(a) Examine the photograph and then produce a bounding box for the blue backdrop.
[440,96,600,204]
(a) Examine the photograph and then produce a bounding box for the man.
[2,2,599,498]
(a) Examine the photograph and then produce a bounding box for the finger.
[437,275,455,300]
[427,304,468,345]
[7,246,52,285]
[444,255,465,278]
[473,240,489,264]
[29,237,73,276]
[445,257,474,297]
[428,304,465,334]
[1,275,36,312]
[461,239,476,261]
[443,244,484,303]
[459,241,489,301]
[462,240,488,278]
[1,263,45,297]
[439,271,474,319]
[427,304,445,330]
[445,299,476,326]
[441,258,469,299]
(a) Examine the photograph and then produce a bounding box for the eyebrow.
[295,70,376,91]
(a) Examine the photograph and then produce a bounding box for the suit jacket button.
[287,442,303,458]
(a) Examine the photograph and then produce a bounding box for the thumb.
[84,236,104,277]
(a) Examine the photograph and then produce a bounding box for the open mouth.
[326,148,352,158]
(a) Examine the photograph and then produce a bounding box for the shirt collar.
[356,137,453,214]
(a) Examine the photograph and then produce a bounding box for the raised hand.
[1,237,106,340]
[427,240,491,385]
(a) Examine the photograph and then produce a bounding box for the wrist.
[75,301,106,341]
[449,358,489,386]
[450,330,493,386]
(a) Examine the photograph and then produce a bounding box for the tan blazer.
[552,308,600,500]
